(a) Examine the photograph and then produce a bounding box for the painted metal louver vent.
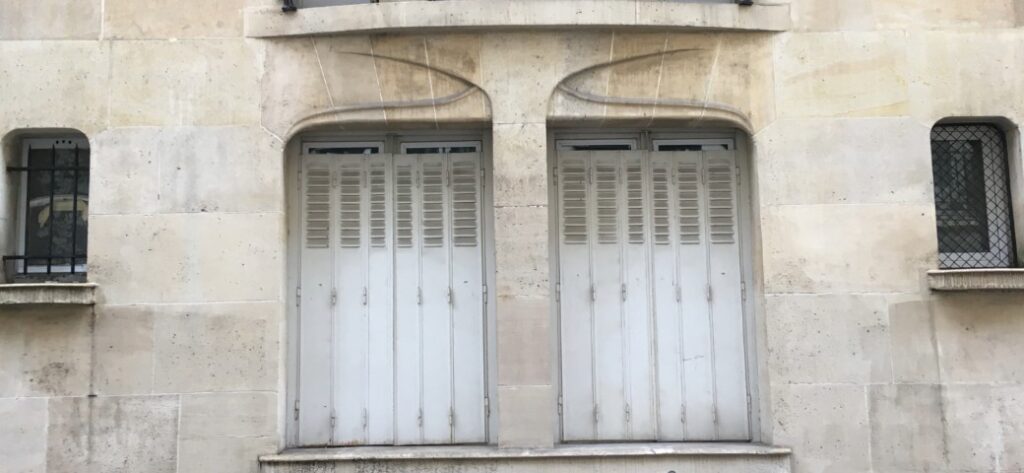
[557,149,748,443]
[706,158,736,244]
[421,160,445,248]
[626,158,645,245]
[595,162,619,245]
[369,161,388,248]
[651,163,671,245]
[451,158,480,247]
[396,164,415,248]
[304,167,331,249]
[339,163,363,248]
[677,162,701,245]
[560,158,588,245]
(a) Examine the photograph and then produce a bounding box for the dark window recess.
[931,124,1016,269]
[4,141,89,280]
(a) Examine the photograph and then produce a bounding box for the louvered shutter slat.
[366,156,395,445]
[677,163,701,245]
[393,154,422,445]
[706,158,736,244]
[561,157,588,245]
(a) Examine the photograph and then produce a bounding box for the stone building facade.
[1,1,1024,472]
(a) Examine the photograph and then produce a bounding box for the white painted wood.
[334,157,370,444]
[365,157,395,445]
[298,156,335,446]
[393,154,423,445]
[558,152,597,441]
[449,153,488,443]
[704,151,750,440]
[556,149,750,442]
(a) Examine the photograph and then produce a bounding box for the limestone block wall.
[0,1,1023,473]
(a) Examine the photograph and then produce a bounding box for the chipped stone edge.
[0,283,98,306]
[927,269,1024,291]
[244,1,792,38]
[260,443,792,463]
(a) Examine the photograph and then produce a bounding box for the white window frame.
[302,141,384,155]
[17,137,89,276]
[555,139,638,151]
[653,138,735,151]
[547,128,761,443]
[286,131,498,447]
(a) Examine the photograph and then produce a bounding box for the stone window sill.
[0,283,97,306]
[260,443,791,464]
[244,0,792,38]
[927,269,1024,291]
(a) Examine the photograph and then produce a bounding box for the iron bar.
[70,144,80,274]
[47,144,56,275]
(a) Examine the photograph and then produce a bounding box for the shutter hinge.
[593,404,600,423]
[482,284,488,305]
[484,397,491,418]
[555,282,561,303]
[621,283,627,301]
[740,281,747,301]
[552,167,558,183]
[362,408,368,428]
[705,284,713,302]
[449,408,455,427]
[330,410,337,429]
[293,400,300,421]
[330,288,338,306]
[590,284,596,302]
[557,396,564,416]
[362,287,368,306]
[417,408,424,427]
[296,286,301,307]
[447,287,453,306]
[735,165,741,185]
[625,403,631,423]
[675,285,681,302]
[680,404,686,424]
[417,287,423,305]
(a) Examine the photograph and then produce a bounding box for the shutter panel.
[590,152,627,440]
[449,153,487,443]
[365,156,395,445]
[419,155,454,444]
[675,153,716,440]
[558,152,597,441]
[622,153,656,440]
[704,151,749,440]
[393,155,423,444]
[299,156,335,446]
[649,154,685,440]
[334,157,370,444]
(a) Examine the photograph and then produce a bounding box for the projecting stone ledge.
[245,0,791,38]
[0,283,97,306]
[928,269,1024,291]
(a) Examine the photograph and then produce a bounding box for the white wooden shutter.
[365,157,395,445]
[393,154,423,444]
[557,149,749,442]
[448,153,487,443]
[299,156,335,446]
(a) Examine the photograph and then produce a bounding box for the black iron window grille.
[931,124,1016,269]
[3,138,89,280]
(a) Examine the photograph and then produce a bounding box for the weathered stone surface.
[497,297,551,387]
[0,1,101,40]
[93,305,155,395]
[931,293,1024,384]
[761,204,936,294]
[888,300,941,384]
[868,384,945,472]
[103,0,246,39]
[47,395,179,473]
[775,32,909,118]
[756,118,933,206]
[108,39,260,127]
[765,294,892,384]
[0,397,47,473]
[498,384,555,448]
[494,206,549,299]
[151,302,279,393]
[771,384,871,473]
[493,123,547,208]
[90,126,283,215]
[179,392,279,473]
[0,307,91,397]
[0,41,109,134]
[88,212,283,305]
